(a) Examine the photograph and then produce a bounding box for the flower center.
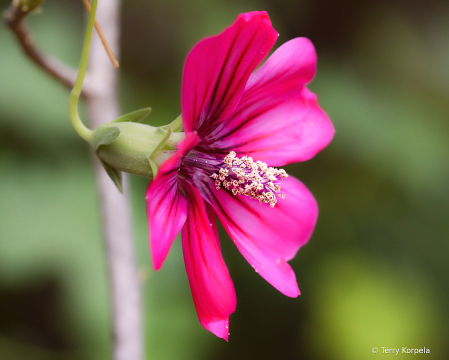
[210,151,288,208]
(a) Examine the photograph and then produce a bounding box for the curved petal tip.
[203,319,230,341]
[239,11,270,24]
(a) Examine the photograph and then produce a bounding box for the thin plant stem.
[81,0,120,68]
[68,0,99,143]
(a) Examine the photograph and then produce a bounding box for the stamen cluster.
[210,151,288,208]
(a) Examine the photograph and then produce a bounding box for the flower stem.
[68,0,99,143]
[81,0,120,68]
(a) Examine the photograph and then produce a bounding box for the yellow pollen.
[210,151,288,207]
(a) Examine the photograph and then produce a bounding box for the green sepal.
[148,158,159,178]
[150,126,172,157]
[92,125,122,191]
[110,108,152,124]
[92,125,120,152]
[99,159,123,193]
[162,115,183,132]
[146,126,173,178]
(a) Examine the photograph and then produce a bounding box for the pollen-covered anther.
[211,151,288,207]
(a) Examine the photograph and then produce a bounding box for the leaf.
[99,159,123,193]
[111,108,152,124]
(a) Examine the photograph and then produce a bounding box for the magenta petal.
[181,181,236,340]
[246,37,316,87]
[205,201,219,243]
[203,320,230,340]
[204,176,318,297]
[211,38,334,166]
[181,11,278,134]
[146,173,186,271]
[146,133,198,270]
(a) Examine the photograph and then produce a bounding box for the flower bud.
[93,122,173,179]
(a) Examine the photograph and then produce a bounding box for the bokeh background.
[1,0,448,359]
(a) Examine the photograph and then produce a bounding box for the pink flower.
[146,11,334,340]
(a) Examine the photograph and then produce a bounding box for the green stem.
[68,0,99,143]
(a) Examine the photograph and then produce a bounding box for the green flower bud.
[88,109,184,192]
[93,122,175,179]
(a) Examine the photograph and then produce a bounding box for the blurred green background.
[1,0,448,359]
